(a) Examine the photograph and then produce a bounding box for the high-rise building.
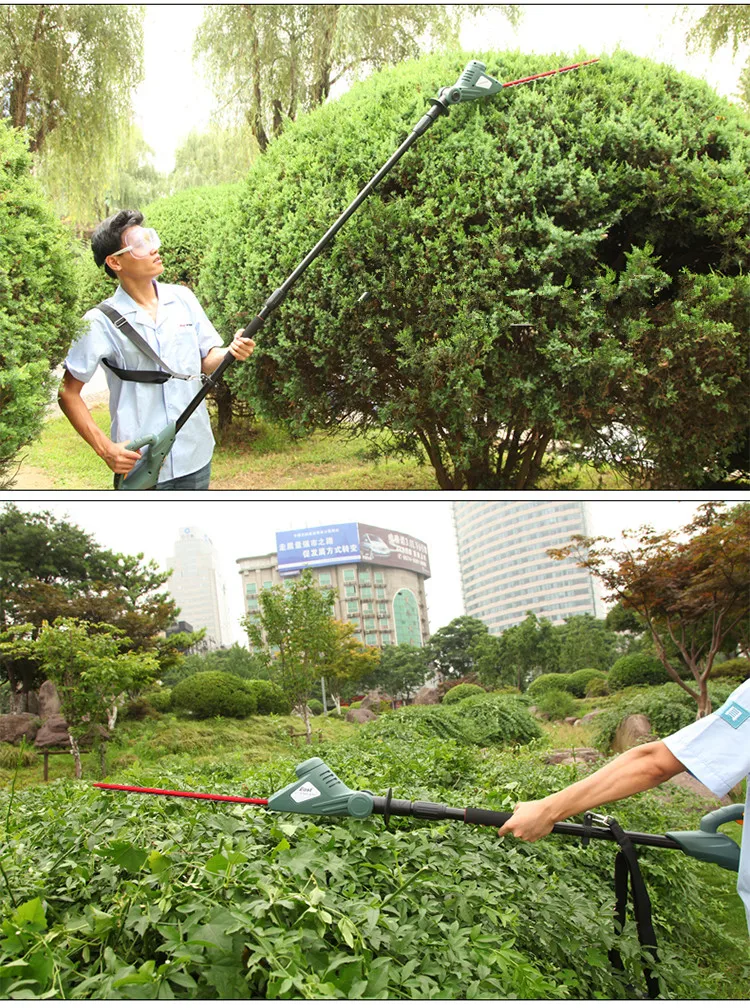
[166,527,232,647]
[452,501,604,634]
[236,522,431,648]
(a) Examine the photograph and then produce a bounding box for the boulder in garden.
[38,680,62,721]
[612,714,655,753]
[413,686,439,706]
[0,713,40,745]
[345,707,377,724]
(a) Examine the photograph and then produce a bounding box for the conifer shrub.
[307,698,324,716]
[527,673,574,697]
[534,688,578,721]
[566,668,607,697]
[0,121,81,485]
[608,654,670,690]
[442,683,485,704]
[171,672,257,719]
[707,657,750,680]
[585,676,610,697]
[199,50,750,489]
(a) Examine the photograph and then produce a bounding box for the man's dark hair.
[91,209,144,280]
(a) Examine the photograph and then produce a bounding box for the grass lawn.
[16,409,628,490]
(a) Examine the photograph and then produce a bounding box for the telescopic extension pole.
[119,57,600,489]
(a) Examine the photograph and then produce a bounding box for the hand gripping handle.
[125,434,157,452]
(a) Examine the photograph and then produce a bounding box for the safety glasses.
[111,227,161,260]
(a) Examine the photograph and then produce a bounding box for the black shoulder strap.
[95,302,201,383]
[605,816,661,999]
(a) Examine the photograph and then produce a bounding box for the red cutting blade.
[93,782,268,805]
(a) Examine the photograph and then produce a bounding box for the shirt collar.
[110,280,177,328]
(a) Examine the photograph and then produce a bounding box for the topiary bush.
[0,121,82,487]
[442,683,486,705]
[307,698,324,716]
[608,654,671,691]
[566,668,607,698]
[707,657,750,680]
[143,689,172,713]
[585,676,610,698]
[242,679,291,715]
[527,673,574,697]
[171,672,257,719]
[533,688,578,721]
[199,50,750,490]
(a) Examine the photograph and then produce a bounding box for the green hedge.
[534,688,578,721]
[608,654,670,690]
[171,672,256,719]
[707,658,750,680]
[442,683,485,705]
[0,121,82,485]
[243,679,291,715]
[527,673,573,697]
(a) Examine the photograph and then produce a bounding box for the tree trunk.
[696,675,712,719]
[303,702,312,744]
[98,741,107,777]
[68,731,82,780]
[107,704,118,731]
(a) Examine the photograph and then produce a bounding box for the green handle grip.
[666,803,743,872]
[125,434,157,452]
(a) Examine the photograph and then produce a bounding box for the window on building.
[365,633,378,646]
[346,600,359,615]
[348,618,361,629]
[246,599,259,612]
[358,571,371,585]
[353,632,363,642]
[360,586,373,600]
[318,572,332,586]
[263,580,273,589]
[374,571,384,585]
[377,603,388,616]
[364,617,376,631]
[361,602,374,615]
[343,568,356,582]
[375,587,386,599]
[245,582,257,595]
[378,619,390,630]
[381,633,392,646]
[344,585,357,598]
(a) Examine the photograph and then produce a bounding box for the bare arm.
[57,370,142,475]
[498,741,687,841]
[201,331,256,375]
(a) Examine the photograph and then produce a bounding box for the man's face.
[108,225,164,281]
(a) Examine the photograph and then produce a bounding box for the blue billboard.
[276,523,361,574]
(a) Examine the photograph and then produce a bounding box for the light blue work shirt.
[64,281,224,481]
[663,679,750,933]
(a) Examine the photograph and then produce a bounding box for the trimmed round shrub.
[0,121,82,486]
[527,673,574,697]
[585,676,610,698]
[171,672,257,719]
[567,668,607,698]
[200,50,750,490]
[534,689,578,721]
[242,679,291,715]
[143,689,172,713]
[307,698,324,716]
[121,698,157,721]
[608,654,670,691]
[442,683,485,705]
[707,657,750,680]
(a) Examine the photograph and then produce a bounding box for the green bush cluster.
[608,654,670,690]
[368,694,541,748]
[0,121,82,485]
[442,683,485,705]
[243,679,291,716]
[143,689,172,713]
[170,673,250,719]
[707,657,750,680]
[534,689,578,721]
[585,676,610,697]
[528,668,605,699]
[592,681,738,752]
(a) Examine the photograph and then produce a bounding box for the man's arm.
[201,331,255,374]
[57,370,142,475]
[498,741,686,841]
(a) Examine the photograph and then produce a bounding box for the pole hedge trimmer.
[118,57,600,489]
[94,757,743,999]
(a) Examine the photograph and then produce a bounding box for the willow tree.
[681,4,750,107]
[194,4,520,152]
[0,4,145,222]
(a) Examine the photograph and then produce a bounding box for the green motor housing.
[666,803,743,872]
[119,422,177,490]
[267,757,374,819]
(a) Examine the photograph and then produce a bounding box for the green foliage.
[567,668,608,697]
[0,743,37,769]
[143,689,172,713]
[0,122,82,486]
[585,676,610,698]
[308,698,324,716]
[592,681,737,752]
[363,642,431,700]
[201,50,750,489]
[608,653,671,690]
[243,679,291,716]
[142,183,242,291]
[534,688,578,721]
[556,616,617,674]
[707,657,750,680]
[425,615,492,679]
[493,613,560,690]
[442,683,486,705]
[527,672,574,697]
[169,124,258,191]
[171,672,257,719]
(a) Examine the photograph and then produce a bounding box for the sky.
[134,3,750,173]
[3,496,736,646]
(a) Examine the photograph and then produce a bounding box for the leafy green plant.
[171,672,257,719]
[307,698,324,716]
[534,688,578,721]
[527,673,574,697]
[0,744,37,769]
[608,654,671,690]
[243,679,291,716]
[585,676,610,698]
[567,668,608,697]
[707,657,750,680]
[143,689,172,713]
[442,683,485,705]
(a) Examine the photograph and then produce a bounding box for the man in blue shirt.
[59,209,255,489]
[498,679,749,931]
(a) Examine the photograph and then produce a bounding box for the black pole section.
[370,796,682,850]
[173,98,450,435]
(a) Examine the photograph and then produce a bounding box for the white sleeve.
[662,680,750,797]
[64,312,113,383]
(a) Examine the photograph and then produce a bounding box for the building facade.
[166,527,232,648]
[236,523,430,649]
[452,501,604,635]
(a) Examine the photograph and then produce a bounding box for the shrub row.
[170,672,290,719]
[527,668,607,699]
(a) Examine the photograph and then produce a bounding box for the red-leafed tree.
[549,502,750,718]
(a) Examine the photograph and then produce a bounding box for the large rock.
[345,708,377,724]
[38,680,61,721]
[578,709,605,725]
[34,715,70,749]
[0,713,40,744]
[612,714,655,753]
[413,686,440,706]
[360,690,392,711]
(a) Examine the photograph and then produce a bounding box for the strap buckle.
[587,811,612,825]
